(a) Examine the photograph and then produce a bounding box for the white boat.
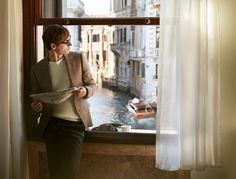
[127,98,156,120]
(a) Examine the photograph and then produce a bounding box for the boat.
[127,98,156,120]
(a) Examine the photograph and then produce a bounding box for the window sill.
[84,129,156,145]
[28,129,156,145]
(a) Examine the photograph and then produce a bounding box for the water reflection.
[88,87,156,130]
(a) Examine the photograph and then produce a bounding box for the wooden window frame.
[23,0,159,144]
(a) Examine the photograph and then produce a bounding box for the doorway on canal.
[87,86,156,131]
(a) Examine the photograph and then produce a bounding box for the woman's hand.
[74,86,87,98]
[31,100,43,112]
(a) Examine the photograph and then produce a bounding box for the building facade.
[80,0,160,103]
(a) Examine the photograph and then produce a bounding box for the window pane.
[36,24,159,131]
[42,0,160,18]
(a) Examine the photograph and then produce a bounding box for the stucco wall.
[28,142,190,179]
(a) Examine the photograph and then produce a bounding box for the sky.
[82,0,110,15]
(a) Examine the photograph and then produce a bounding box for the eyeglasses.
[59,35,71,45]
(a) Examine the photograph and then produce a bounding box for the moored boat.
[127,98,156,120]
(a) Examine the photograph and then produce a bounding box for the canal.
[87,86,156,130]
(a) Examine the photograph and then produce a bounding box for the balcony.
[110,42,130,56]
[129,49,145,58]
[67,0,85,16]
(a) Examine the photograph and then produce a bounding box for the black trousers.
[44,117,85,179]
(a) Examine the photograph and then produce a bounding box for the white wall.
[192,0,236,179]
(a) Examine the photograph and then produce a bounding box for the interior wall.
[192,0,236,179]
[28,142,191,179]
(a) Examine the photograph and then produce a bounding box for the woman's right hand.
[31,100,43,112]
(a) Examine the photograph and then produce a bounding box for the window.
[102,50,106,67]
[156,27,160,48]
[141,63,145,78]
[96,54,99,60]
[23,0,160,143]
[154,64,158,79]
[131,31,135,47]
[137,62,140,76]
[119,29,122,43]
[103,35,107,42]
[123,28,127,42]
[122,0,127,8]
[116,28,127,43]
[92,34,100,42]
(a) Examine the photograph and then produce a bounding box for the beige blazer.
[30,51,96,138]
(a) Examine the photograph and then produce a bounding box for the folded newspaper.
[30,87,78,104]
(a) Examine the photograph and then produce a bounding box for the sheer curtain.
[0,0,29,179]
[156,0,221,170]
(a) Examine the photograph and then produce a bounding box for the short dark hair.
[42,24,70,50]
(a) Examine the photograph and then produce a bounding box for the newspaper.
[30,87,78,104]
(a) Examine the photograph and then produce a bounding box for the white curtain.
[156,0,221,171]
[0,0,29,179]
